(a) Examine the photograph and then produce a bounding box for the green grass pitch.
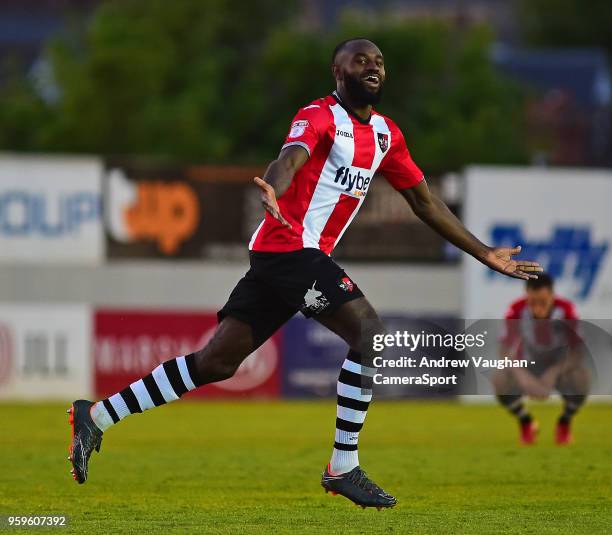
[1,400,611,534]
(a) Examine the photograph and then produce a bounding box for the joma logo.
[336,129,354,138]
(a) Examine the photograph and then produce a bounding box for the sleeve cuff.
[281,141,311,156]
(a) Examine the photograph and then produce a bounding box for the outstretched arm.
[400,180,542,280]
[253,145,309,229]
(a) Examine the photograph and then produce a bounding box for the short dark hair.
[526,272,553,291]
[332,37,372,63]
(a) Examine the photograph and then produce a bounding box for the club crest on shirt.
[377,132,389,153]
[289,120,309,138]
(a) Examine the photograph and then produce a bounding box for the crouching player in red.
[493,274,589,445]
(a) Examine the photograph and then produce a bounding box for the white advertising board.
[0,304,92,400]
[0,155,104,263]
[463,166,612,319]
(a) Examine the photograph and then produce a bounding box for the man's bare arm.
[511,366,552,400]
[261,145,310,196]
[499,342,551,399]
[253,145,309,228]
[400,181,542,280]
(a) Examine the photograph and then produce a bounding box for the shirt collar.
[332,91,372,125]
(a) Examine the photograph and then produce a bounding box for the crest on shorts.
[377,132,389,153]
[338,276,354,293]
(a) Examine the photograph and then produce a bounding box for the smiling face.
[332,39,386,106]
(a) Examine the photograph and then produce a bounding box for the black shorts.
[218,248,364,347]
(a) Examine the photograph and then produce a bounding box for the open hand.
[253,177,292,229]
[484,245,543,280]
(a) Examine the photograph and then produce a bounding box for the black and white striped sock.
[560,394,586,424]
[90,354,201,432]
[329,349,376,475]
[497,394,532,423]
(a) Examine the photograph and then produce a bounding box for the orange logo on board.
[124,181,199,254]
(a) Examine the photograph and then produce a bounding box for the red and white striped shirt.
[249,92,424,254]
[501,297,581,362]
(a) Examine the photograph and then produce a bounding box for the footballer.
[493,274,589,445]
[67,38,542,509]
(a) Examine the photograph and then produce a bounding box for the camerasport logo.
[94,310,281,398]
[0,323,13,386]
[105,168,199,255]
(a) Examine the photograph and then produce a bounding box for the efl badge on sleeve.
[289,120,309,138]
